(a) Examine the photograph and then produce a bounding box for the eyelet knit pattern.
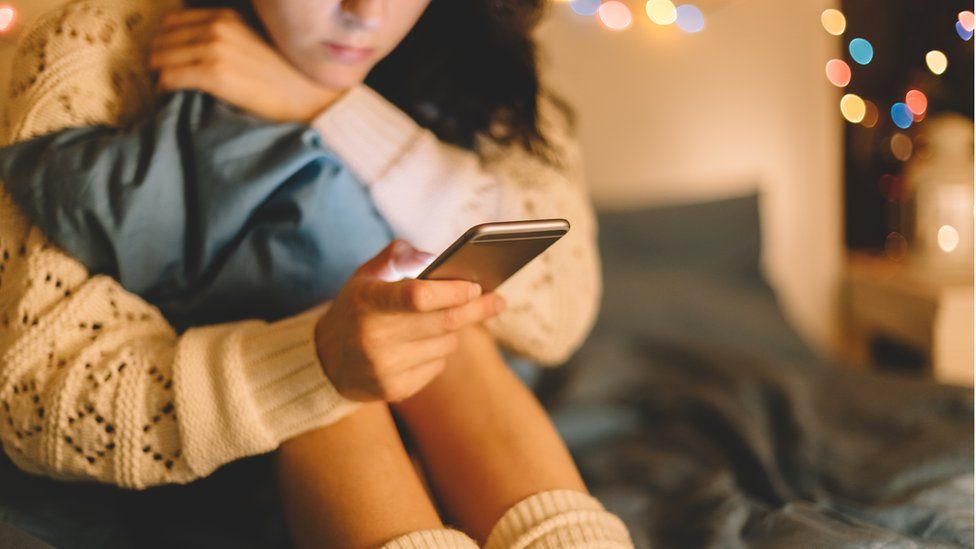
[0,0,362,489]
[0,0,602,493]
[0,1,634,546]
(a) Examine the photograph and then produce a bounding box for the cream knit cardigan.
[0,0,601,490]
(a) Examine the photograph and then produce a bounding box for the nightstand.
[843,252,974,387]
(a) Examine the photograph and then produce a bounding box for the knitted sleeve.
[0,0,360,488]
[312,86,602,365]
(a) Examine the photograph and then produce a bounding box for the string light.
[820,9,846,36]
[599,1,633,30]
[848,38,874,65]
[889,133,913,161]
[905,89,927,116]
[840,94,866,123]
[861,100,879,128]
[925,50,948,75]
[938,225,960,253]
[825,59,851,87]
[956,21,973,41]
[0,4,15,34]
[890,102,913,129]
[960,11,975,33]
[675,4,704,33]
[570,0,601,17]
[646,0,677,25]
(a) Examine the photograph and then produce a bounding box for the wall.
[535,0,844,354]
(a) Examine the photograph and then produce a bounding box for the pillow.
[596,192,762,281]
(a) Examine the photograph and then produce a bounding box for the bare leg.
[392,325,587,543]
[274,401,444,549]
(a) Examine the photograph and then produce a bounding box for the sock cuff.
[381,528,479,548]
[484,489,634,549]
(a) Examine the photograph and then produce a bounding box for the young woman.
[0,0,632,546]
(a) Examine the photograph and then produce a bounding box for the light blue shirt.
[0,91,394,331]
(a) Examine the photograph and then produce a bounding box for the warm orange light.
[861,100,879,128]
[889,133,913,161]
[825,59,851,87]
[938,225,960,252]
[820,9,846,36]
[646,0,677,25]
[0,5,15,34]
[905,89,928,115]
[925,50,948,75]
[840,94,866,123]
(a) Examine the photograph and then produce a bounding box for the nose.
[338,0,384,30]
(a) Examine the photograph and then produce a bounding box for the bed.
[0,193,971,548]
[544,193,973,547]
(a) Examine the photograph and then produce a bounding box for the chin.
[311,63,370,90]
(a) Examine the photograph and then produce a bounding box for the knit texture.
[0,0,601,490]
[0,0,360,489]
[484,490,634,549]
[381,529,479,549]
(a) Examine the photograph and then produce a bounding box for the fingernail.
[468,283,482,299]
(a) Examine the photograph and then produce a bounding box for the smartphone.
[416,219,570,292]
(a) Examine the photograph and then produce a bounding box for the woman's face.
[252,0,430,89]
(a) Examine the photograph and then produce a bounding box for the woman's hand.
[315,240,507,403]
[150,8,339,122]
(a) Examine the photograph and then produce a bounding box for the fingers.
[161,8,239,30]
[152,24,212,50]
[155,63,218,94]
[391,333,460,368]
[365,278,483,313]
[150,43,214,71]
[391,292,507,341]
[384,359,448,402]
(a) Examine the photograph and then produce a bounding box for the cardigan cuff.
[310,85,422,184]
[176,304,360,477]
[238,304,361,444]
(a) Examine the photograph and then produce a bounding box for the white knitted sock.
[381,528,480,548]
[483,489,634,549]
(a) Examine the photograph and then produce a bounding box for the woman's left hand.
[150,8,340,123]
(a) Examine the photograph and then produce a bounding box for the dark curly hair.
[188,0,571,160]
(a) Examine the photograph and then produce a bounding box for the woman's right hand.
[314,240,506,403]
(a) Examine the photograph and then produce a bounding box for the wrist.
[293,82,343,123]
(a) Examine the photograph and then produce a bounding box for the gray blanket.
[548,195,973,548]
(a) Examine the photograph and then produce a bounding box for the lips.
[323,42,374,63]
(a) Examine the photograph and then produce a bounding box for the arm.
[0,89,395,328]
[0,0,363,488]
[0,192,359,488]
[312,86,602,365]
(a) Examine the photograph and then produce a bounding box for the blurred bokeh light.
[825,59,852,87]
[849,37,874,64]
[821,9,847,36]
[675,4,704,33]
[924,50,948,75]
[840,93,866,123]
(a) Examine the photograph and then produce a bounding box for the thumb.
[356,240,434,282]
